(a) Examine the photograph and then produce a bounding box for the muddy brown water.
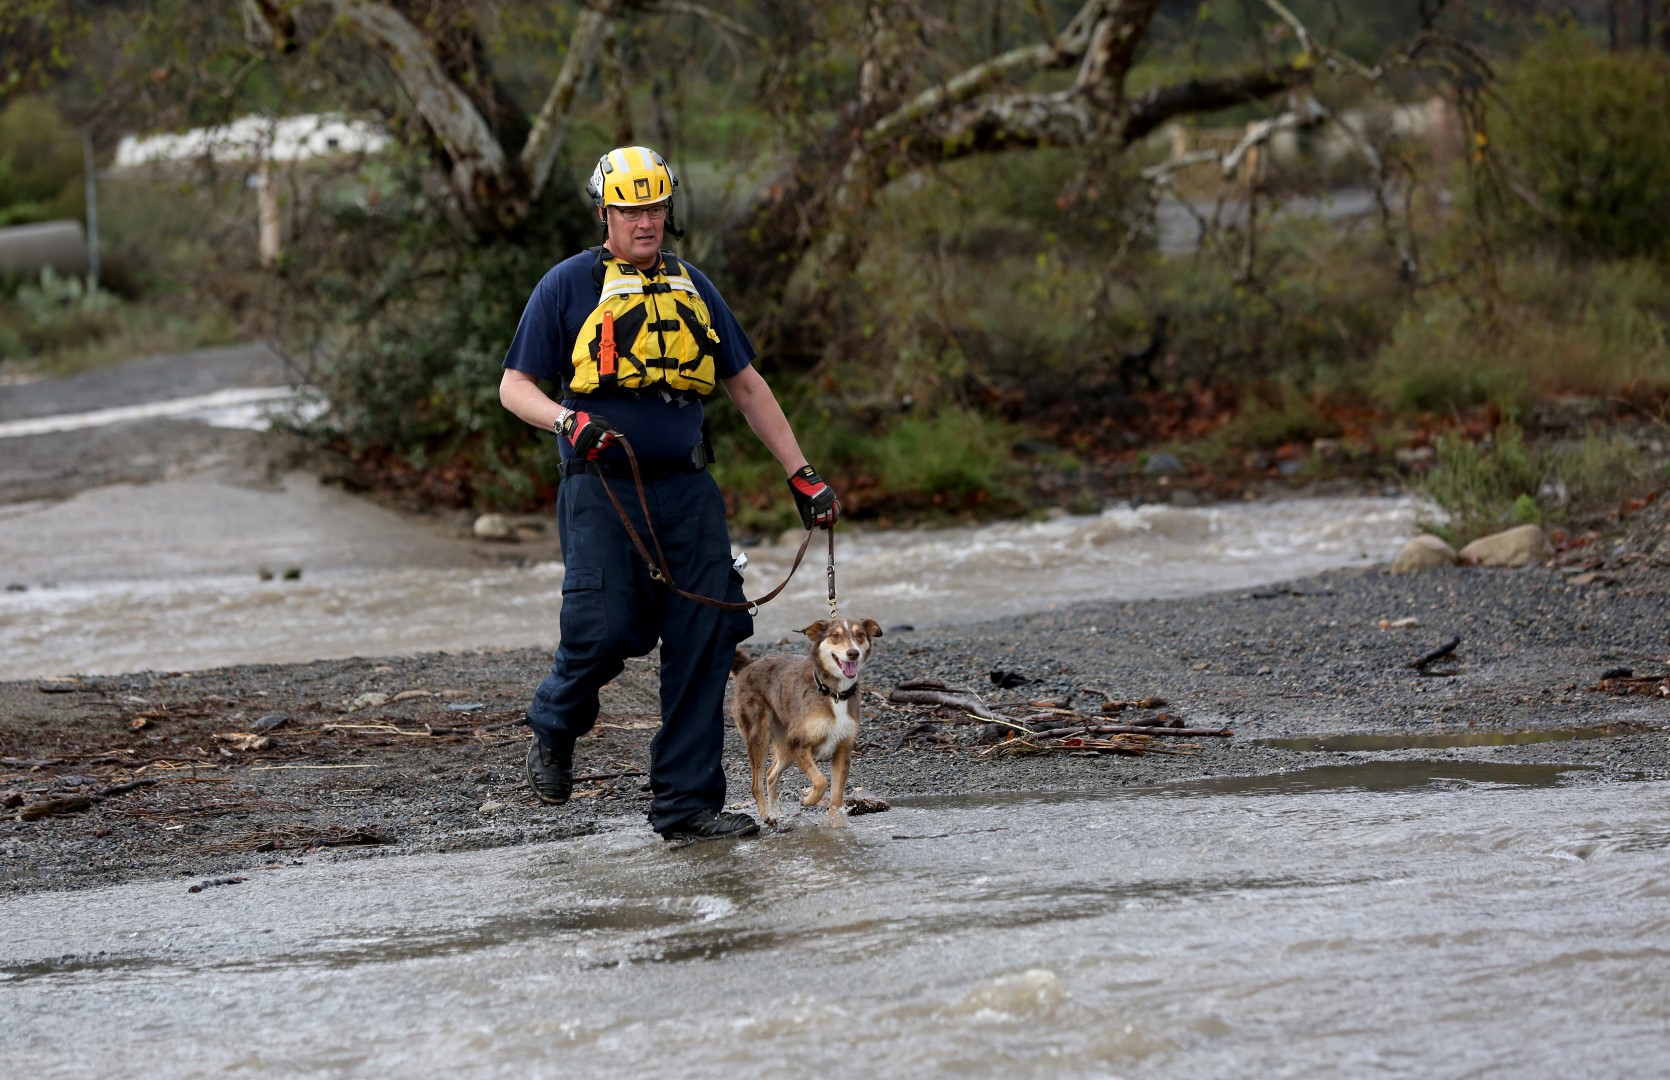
[0,489,1416,680]
[4,764,1667,1076]
[5,376,1666,1074]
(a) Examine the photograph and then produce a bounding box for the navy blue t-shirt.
[502,248,756,464]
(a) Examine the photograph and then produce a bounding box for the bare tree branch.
[327,0,520,230]
[521,9,606,200]
[644,0,762,45]
[1123,66,1313,145]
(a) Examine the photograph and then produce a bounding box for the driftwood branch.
[15,777,161,821]
[887,688,997,720]
[1412,635,1461,669]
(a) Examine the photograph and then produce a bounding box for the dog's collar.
[813,673,859,701]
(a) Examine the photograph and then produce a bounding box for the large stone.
[1390,534,1459,573]
[472,513,517,542]
[1143,451,1185,476]
[1458,524,1553,568]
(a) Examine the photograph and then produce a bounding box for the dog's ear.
[862,619,883,639]
[798,620,830,642]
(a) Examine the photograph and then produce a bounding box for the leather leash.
[583,436,834,614]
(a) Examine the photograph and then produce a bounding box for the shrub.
[1367,296,1523,413]
[1418,423,1542,543]
[0,96,83,227]
[1489,39,1670,260]
[1419,423,1657,543]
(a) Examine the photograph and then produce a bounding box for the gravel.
[4,557,1665,897]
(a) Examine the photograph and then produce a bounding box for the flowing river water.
[5,377,1667,1075]
[0,476,1416,681]
[5,767,1668,1077]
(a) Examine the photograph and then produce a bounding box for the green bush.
[304,200,586,508]
[1419,423,1657,543]
[1490,39,1670,259]
[1418,423,1542,543]
[1367,296,1523,412]
[0,97,82,227]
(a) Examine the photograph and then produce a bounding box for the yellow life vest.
[569,251,722,396]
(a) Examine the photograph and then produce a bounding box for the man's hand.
[559,410,618,460]
[788,465,839,530]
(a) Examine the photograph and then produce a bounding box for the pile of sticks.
[884,680,1232,758]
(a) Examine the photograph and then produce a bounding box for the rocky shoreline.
[5,345,1668,895]
[5,554,1666,897]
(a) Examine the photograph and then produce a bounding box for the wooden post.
[257,160,281,268]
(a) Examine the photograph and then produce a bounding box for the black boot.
[659,808,759,842]
[526,737,573,805]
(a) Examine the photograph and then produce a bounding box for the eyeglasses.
[610,203,669,222]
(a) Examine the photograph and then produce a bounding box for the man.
[499,145,838,842]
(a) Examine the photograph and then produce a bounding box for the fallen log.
[894,678,953,691]
[15,777,161,820]
[887,688,996,720]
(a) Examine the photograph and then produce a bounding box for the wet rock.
[1143,451,1185,477]
[473,513,517,542]
[1391,534,1458,573]
[349,691,390,711]
[1459,525,1553,568]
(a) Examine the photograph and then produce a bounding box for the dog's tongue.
[839,659,859,679]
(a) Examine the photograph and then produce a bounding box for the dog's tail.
[730,648,754,675]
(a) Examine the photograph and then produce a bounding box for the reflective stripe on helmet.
[592,145,677,207]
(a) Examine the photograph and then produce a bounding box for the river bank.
[5,554,1666,896]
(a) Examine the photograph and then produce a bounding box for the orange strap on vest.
[598,311,617,379]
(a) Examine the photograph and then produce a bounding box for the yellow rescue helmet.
[586,145,678,207]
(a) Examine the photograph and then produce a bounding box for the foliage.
[0,267,237,372]
[0,1,88,107]
[710,383,1026,533]
[0,96,83,226]
[1208,376,1341,450]
[293,168,592,509]
[1418,422,1658,544]
[862,406,1026,510]
[1367,257,1670,414]
[1418,423,1542,543]
[1488,38,1670,260]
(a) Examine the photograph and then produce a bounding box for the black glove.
[788,465,839,530]
[559,409,618,460]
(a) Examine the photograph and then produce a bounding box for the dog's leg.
[825,742,852,827]
[764,738,791,822]
[737,704,776,826]
[790,744,828,809]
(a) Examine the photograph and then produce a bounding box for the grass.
[1417,422,1663,545]
[711,400,1027,534]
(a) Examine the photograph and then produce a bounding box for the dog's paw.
[824,806,849,828]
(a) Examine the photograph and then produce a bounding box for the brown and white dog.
[732,617,882,827]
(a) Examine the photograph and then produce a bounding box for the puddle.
[1257,725,1655,753]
